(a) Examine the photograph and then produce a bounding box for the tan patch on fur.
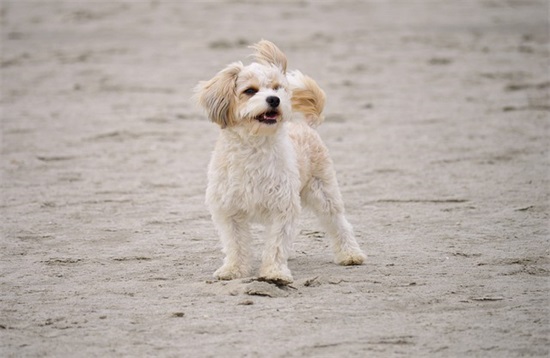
[195,62,243,128]
[290,74,326,127]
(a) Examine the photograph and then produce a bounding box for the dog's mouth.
[254,110,279,125]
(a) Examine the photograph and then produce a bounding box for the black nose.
[266,96,280,108]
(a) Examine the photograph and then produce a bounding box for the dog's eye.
[243,88,258,95]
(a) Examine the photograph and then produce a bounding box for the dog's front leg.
[212,213,252,280]
[259,217,295,285]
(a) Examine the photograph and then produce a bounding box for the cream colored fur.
[195,40,365,284]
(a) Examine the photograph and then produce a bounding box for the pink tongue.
[264,113,277,120]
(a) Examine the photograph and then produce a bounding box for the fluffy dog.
[195,40,366,284]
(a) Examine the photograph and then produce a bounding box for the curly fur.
[194,40,365,284]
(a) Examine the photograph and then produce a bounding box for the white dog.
[195,40,365,284]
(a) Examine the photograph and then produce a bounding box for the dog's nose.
[266,96,280,108]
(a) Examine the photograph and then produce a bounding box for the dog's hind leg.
[212,213,253,280]
[302,176,366,265]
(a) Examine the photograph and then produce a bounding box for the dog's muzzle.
[253,96,280,125]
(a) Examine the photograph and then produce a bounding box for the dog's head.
[194,40,292,136]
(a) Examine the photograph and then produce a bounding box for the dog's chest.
[208,137,300,215]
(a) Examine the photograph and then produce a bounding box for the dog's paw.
[335,250,366,266]
[214,264,249,281]
[259,265,294,285]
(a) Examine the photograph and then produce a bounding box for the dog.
[194,40,366,284]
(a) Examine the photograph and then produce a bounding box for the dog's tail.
[288,70,326,128]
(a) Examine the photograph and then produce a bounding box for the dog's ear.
[288,70,326,127]
[194,62,243,128]
[250,40,287,74]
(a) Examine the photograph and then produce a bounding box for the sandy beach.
[1,1,549,356]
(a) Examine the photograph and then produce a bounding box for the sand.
[1,0,549,357]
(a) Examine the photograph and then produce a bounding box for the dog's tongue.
[264,111,278,120]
